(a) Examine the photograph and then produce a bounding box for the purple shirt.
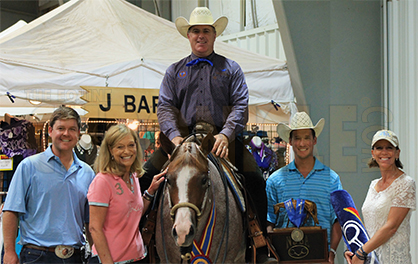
[157,52,248,141]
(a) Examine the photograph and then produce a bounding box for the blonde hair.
[94,124,144,177]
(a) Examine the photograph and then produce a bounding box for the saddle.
[274,199,320,227]
[210,154,280,263]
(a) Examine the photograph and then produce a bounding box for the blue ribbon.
[186,58,213,67]
[284,198,306,228]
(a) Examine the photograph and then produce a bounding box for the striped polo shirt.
[266,158,343,245]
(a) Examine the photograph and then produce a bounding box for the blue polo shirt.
[3,146,95,248]
[266,158,343,245]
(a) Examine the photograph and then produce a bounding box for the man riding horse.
[142,7,277,264]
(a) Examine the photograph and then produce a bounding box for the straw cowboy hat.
[175,7,228,38]
[277,112,325,143]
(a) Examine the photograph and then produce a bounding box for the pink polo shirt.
[87,172,145,263]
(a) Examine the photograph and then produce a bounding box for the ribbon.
[191,199,216,263]
[284,198,306,228]
[186,58,213,67]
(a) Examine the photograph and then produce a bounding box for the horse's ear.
[159,132,176,155]
[201,132,215,156]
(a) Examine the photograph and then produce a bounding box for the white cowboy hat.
[175,7,228,38]
[277,112,325,143]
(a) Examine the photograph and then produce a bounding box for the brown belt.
[24,244,79,253]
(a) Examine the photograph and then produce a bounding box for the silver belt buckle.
[55,245,74,259]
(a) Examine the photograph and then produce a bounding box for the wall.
[273,0,383,262]
[387,1,418,262]
[218,23,286,61]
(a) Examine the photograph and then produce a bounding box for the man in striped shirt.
[266,112,343,264]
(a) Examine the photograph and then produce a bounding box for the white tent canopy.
[0,0,296,123]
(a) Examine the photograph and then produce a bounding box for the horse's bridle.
[167,136,210,223]
[170,201,203,222]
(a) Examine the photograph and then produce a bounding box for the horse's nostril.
[172,227,178,238]
[186,225,195,240]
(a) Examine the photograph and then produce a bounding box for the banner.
[331,190,380,264]
[81,86,159,119]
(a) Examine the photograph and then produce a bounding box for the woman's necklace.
[124,173,134,193]
[378,169,400,192]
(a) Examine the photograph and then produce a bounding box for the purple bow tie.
[186,58,213,67]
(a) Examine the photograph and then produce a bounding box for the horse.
[155,132,246,263]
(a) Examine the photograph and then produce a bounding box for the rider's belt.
[24,244,79,259]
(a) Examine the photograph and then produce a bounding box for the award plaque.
[268,227,328,263]
[270,199,328,263]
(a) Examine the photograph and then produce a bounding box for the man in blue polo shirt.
[266,112,343,264]
[2,106,95,264]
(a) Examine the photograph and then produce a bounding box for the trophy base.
[268,227,328,263]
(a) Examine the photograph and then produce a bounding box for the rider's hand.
[171,136,183,146]
[212,133,229,158]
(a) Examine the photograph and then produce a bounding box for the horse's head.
[160,132,215,247]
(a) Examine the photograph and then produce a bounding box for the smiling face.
[187,25,216,57]
[289,129,317,161]
[371,140,400,170]
[49,119,80,156]
[110,134,137,171]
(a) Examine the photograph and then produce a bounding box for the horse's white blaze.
[177,166,193,203]
[173,165,194,246]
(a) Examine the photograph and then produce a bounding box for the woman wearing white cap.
[344,130,416,264]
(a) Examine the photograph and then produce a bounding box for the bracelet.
[359,246,368,255]
[355,246,368,261]
[329,248,337,255]
[355,251,366,261]
[142,193,153,201]
[144,189,155,198]
[143,190,155,201]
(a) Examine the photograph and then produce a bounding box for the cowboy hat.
[277,112,325,143]
[175,7,228,38]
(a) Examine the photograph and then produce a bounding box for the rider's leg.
[231,138,277,264]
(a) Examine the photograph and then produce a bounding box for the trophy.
[268,198,328,263]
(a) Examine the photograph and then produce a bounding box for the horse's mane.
[169,142,208,173]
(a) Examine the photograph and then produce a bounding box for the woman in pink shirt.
[88,124,165,263]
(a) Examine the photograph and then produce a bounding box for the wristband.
[329,248,337,255]
[143,190,155,201]
[145,189,155,198]
[142,193,153,201]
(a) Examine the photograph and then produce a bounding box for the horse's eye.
[202,176,208,186]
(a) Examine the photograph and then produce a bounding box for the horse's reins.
[208,153,230,264]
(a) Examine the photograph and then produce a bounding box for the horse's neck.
[195,161,218,231]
